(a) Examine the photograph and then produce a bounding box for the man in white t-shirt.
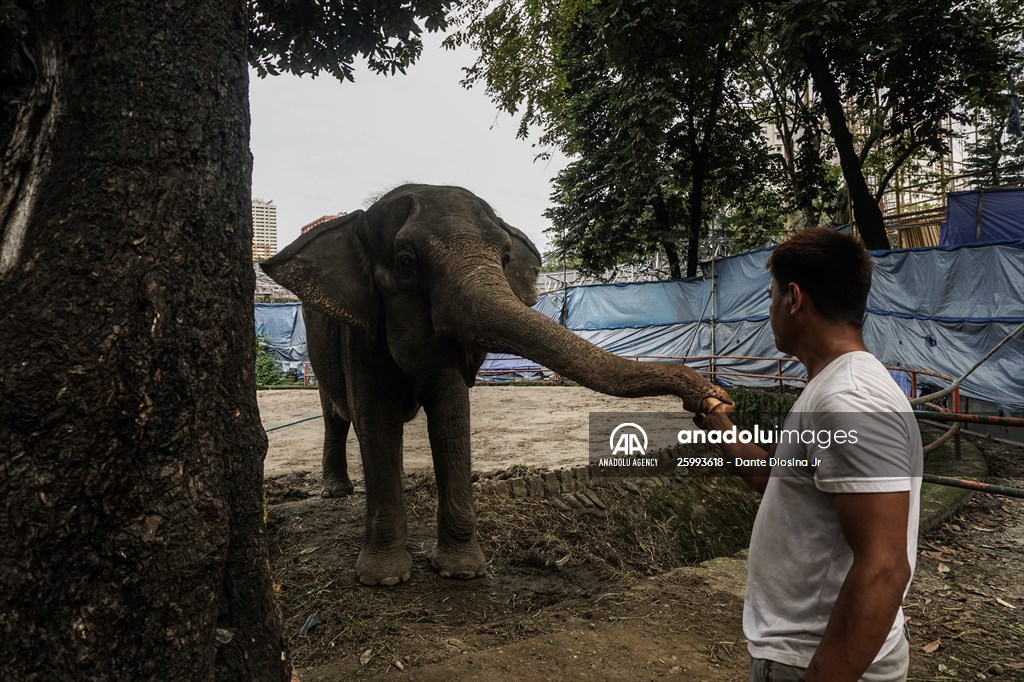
[698,228,922,681]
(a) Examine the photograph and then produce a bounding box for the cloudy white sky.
[249,32,566,255]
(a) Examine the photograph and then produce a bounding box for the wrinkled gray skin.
[262,184,729,586]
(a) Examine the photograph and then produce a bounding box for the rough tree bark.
[0,2,289,678]
[802,40,890,250]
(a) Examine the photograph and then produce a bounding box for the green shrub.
[728,387,797,432]
[255,335,284,387]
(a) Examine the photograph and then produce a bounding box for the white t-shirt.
[744,351,923,667]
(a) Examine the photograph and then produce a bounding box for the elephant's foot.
[356,545,412,586]
[431,539,487,580]
[321,474,354,498]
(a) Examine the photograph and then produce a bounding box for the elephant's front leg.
[420,370,487,579]
[352,412,411,586]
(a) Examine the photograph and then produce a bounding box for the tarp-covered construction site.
[257,197,1024,411]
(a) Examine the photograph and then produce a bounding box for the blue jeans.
[748,635,909,682]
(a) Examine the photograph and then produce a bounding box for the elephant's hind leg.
[421,370,487,580]
[320,390,354,498]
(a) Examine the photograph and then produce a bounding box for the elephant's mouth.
[424,318,487,387]
[403,333,484,387]
[458,345,488,387]
[440,337,483,385]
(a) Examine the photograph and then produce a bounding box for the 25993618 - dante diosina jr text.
[680,456,821,468]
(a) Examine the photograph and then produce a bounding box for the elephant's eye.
[502,252,511,267]
[396,253,416,271]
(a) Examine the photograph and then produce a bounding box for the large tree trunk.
[651,190,682,279]
[661,240,683,280]
[0,2,289,678]
[802,41,890,250]
[686,171,703,278]
[685,49,727,278]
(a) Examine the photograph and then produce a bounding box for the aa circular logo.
[609,423,648,456]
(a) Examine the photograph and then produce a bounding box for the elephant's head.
[262,184,728,411]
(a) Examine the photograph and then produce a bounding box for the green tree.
[542,18,692,279]
[249,0,452,81]
[0,1,450,677]
[255,335,286,387]
[713,132,793,253]
[962,84,1024,188]
[743,31,842,229]
[775,0,1015,248]
[458,0,778,278]
[446,0,577,148]
[457,0,1017,261]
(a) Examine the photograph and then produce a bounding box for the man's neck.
[794,323,869,381]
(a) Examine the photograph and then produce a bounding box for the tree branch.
[874,137,930,202]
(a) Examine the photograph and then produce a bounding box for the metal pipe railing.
[922,422,962,456]
[290,348,1022,497]
[915,412,1024,427]
[922,474,1024,500]
[473,346,1023,499]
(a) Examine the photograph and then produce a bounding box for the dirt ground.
[260,385,1024,681]
[261,385,686,477]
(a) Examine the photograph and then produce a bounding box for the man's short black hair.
[767,227,873,326]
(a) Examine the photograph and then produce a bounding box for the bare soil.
[261,385,684,478]
[259,386,1024,681]
[902,440,1024,681]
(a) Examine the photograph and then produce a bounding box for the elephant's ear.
[262,211,377,335]
[497,218,542,306]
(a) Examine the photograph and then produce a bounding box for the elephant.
[262,184,729,586]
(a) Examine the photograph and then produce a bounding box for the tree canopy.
[455,1,784,278]
[961,85,1024,188]
[776,0,1015,248]
[452,0,1021,272]
[248,0,456,81]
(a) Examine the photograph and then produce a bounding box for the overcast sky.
[249,32,566,255]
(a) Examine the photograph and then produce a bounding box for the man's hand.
[693,398,772,495]
[694,400,735,431]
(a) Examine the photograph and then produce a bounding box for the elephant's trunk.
[439,266,729,413]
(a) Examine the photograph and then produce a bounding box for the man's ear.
[496,217,542,306]
[787,282,805,314]
[261,211,377,335]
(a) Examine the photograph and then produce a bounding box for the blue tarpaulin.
[940,189,1024,245]
[502,240,1024,407]
[254,240,1024,408]
[254,302,307,374]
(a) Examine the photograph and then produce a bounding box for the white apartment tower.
[251,198,278,261]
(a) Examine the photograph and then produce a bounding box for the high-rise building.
[300,214,340,234]
[252,198,277,261]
